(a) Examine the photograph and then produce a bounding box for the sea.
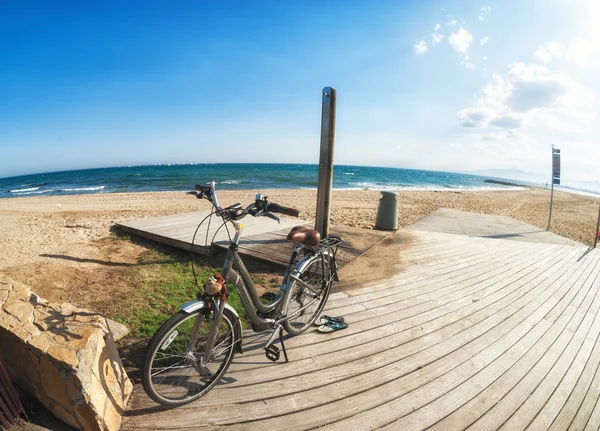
[0,163,532,199]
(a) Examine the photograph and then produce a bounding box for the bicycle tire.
[142,308,238,406]
[282,253,333,336]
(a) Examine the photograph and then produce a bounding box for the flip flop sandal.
[316,321,349,333]
[315,315,345,326]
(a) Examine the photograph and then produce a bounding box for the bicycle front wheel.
[282,254,333,336]
[142,308,238,406]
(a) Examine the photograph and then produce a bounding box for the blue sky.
[1,0,599,186]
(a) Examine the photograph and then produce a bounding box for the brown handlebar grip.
[267,203,300,217]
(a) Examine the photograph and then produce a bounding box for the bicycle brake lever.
[262,212,281,223]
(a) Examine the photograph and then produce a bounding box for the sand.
[0,187,598,305]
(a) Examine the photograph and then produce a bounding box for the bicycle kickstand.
[264,324,289,363]
[278,327,289,363]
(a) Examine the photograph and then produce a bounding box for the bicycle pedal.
[265,344,281,362]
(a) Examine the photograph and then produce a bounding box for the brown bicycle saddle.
[287,226,321,247]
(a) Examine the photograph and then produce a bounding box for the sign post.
[315,87,337,238]
[547,146,561,231]
[594,205,600,249]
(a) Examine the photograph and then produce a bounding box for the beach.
[0,188,598,307]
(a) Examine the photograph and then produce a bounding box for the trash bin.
[375,191,398,230]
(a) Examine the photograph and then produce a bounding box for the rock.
[5,300,34,323]
[0,277,133,431]
[483,179,525,187]
[106,319,129,342]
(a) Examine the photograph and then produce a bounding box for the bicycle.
[141,180,342,406]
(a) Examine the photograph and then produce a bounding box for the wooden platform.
[410,208,582,246]
[117,211,392,269]
[122,212,600,430]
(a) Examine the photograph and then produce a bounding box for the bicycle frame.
[181,219,325,362]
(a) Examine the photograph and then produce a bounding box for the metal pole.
[547,146,554,231]
[315,87,336,237]
[547,181,554,231]
[594,205,600,248]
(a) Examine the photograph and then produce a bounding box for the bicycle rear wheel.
[282,254,333,336]
[142,308,238,406]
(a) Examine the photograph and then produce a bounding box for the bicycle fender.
[180,299,207,313]
[180,299,240,319]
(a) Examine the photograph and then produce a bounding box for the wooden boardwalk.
[409,208,582,246]
[122,212,600,430]
[117,211,392,268]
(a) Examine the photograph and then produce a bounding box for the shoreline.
[2,185,531,198]
[4,184,599,199]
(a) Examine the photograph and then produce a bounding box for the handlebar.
[189,182,300,221]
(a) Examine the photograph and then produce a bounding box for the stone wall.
[0,278,133,431]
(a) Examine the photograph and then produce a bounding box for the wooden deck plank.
[126,240,580,418]
[410,208,583,246]
[219,245,580,387]
[548,337,600,430]
[568,356,600,430]
[338,233,570,300]
[327,238,544,310]
[121,216,598,431]
[321,254,590,431]
[210,243,578,407]
[231,239,562,366]
[124,240,588,428]
[428,255,600,431]
[496,259,600,430]
[458,251,600,431]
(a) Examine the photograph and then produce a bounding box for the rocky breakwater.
[0,277,133,431]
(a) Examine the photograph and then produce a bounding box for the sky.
[1,0,599,187]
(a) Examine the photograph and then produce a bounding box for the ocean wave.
[394,185,525,192]
[10,187,40,193]
[337,184,526,192]
[343,182,402,191]
[61,186,106,192]
[344,172,355,175]
[220,180,240,185]
[13,189,54,195]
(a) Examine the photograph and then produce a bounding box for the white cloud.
[434,23,441,31]
[432,33,444,45]
[447,19,457,26]
[480,36,490,45]
[546,42,564,57]
[563,38,600,68]
[449,28,473,54]
[462,55,474,69]
[479,6,491,21]
[457,62,596,133]
[489,116,523,129]
[482,56,488,60]
[533,47,552,63]
[449,28,474,68]
[413,40,428,54]
[532,39,600,69]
